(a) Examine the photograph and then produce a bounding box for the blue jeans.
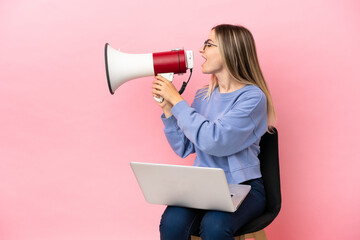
[159,178,266,240]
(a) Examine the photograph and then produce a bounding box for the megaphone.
[104,43,194,102]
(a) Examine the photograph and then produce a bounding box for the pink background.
[1,0,359,239]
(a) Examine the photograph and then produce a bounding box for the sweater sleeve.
[161,113,195,158]
[171,93,267,157]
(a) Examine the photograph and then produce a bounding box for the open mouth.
[202,55,207,65]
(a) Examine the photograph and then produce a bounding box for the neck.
[215,71,246,93]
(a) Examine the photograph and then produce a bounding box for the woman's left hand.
[152,75,183,106]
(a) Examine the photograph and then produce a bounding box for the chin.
[202,70,214,75]
[201,66,211,74]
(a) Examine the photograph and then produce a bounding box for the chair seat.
[190,229,268,240]
[189,211,276,239]
[234,211,278,235]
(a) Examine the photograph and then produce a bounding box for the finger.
[154,75,168,82]
[152,85,162,92]
[153,80,165,88]
[152,80,162,87]
[152,88,162,96]
[153,79,163,84]
[152,82,160,88]
[154,75,164,80]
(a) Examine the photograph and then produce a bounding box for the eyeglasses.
[202,40,217,51]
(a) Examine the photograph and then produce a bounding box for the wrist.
[162,106,172,118]
[162,104,172,112]
[170,95,183,106]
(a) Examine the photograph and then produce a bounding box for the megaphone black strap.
[178,68,192,95]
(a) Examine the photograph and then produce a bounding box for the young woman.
[152,24,276,240]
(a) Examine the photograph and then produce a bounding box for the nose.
[199,45,204,53]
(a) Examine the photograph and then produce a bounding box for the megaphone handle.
[153,73,174,103]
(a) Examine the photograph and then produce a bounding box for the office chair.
[191,128,281,240]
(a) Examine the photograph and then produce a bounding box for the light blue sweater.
[161,85,268,184]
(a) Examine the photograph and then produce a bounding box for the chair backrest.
[258,127,281,221]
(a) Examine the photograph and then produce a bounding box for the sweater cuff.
[161,113,178,129]
[171,100,190,118]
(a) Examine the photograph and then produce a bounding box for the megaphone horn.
[104,43,194,100]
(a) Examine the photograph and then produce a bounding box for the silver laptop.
[130,162,251,212]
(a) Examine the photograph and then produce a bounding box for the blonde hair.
[201,24,276,129]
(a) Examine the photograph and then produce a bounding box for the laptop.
[130,162,251,212]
